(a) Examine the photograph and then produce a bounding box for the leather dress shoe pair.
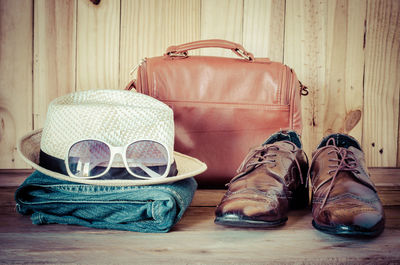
[215,131,385,237]
[214,131,309,227]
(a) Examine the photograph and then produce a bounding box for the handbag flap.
[143,56,290,106]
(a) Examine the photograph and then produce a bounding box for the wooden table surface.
[1,169,399,264]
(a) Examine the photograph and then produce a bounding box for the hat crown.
[40,90,174,159]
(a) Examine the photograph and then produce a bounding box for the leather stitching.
[312,193,380,204]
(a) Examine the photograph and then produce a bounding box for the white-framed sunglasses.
[65,139,172,180]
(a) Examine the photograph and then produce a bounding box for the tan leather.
[309,134,385,236]
[165,39,255,61]
[129,39,304,187]
[215,137,309,227]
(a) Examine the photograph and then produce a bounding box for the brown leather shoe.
[309,134,385,236]
[214,131,308,227]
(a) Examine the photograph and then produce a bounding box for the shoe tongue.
[263,131,301,148]
[348,146,365,162]
[272,141,297,151]
[319,134,362,150]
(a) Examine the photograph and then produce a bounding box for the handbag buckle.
[166,51,188,58]
[235,48,253,61]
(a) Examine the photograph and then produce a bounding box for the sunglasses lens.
[67,140,111,178]
[126,140,169,178]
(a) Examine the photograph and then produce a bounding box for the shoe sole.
[215,215,288,228]
[312,220,384,237]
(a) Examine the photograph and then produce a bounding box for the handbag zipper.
[129,58,146,76]
[138,59,149,94]
[162,100,290,110]
[125,59,147,92]
[281,66,292,105]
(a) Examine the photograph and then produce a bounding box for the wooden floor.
[1,169,400,264]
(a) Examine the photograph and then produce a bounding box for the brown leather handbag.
[126,39,307,187]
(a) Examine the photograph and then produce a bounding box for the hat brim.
[17,129,207,186]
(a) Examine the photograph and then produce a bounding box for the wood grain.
[33,0,76,129]
[363,0,400,167]
[284,0,327,156]
[1,168,398,206]
[200,0,243,57]
[0,0,399,171]
[243,0,285,62]
[119,0,201,89]
[284,0,366,156]
[0,178,399,264]
[0,0,33,169]
[1,226,398,264]
[325,0,365,141]
[76,0,120,91]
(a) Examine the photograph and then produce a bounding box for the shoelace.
[308,138,360,209]
[227,141,304,187]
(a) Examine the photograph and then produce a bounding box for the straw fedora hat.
[17,90,207,186]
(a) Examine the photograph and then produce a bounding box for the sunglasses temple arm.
[133,163,162,178]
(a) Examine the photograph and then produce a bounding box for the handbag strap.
[165,39,255,61]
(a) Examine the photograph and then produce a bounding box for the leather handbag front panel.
[145,56,287,105]
[136,55,302,187]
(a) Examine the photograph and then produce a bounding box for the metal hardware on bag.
[235,48,253,61]
[301,87,309,96]
[129,58,146,76]
[125,79,136,91]
[166,51,188,58]
[299,81,309,96]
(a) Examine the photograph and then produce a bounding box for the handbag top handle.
[165,39,255,62]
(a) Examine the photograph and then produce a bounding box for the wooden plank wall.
[0,0,33,168]
[0,0,399,169]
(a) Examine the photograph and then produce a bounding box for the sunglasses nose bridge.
[108,146,126,166]
[112,146,125,155]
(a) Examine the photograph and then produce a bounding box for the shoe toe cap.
[353,211,385,230]
[315,202,384,232]
[216,196,288,222]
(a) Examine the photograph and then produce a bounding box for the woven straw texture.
[17,89,207,186]
[18,129,207,186]
[41,90,174,160]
